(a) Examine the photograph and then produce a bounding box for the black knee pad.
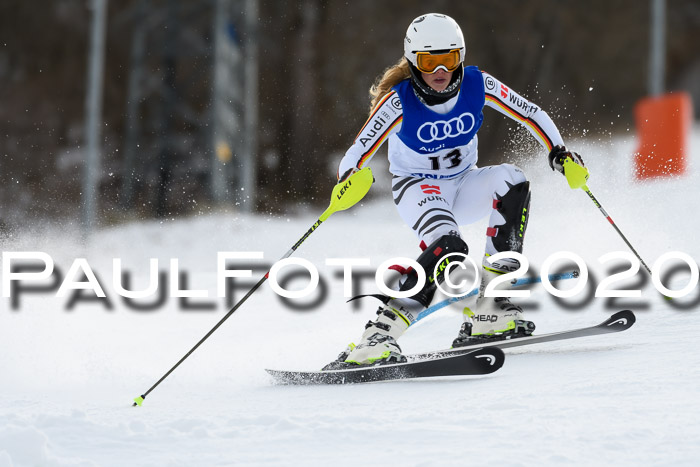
[490,181,530,254]
[400,233,469,307]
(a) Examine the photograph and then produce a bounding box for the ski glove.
[548,145,585,175]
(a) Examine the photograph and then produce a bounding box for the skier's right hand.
[338,167,358,183]
[548,145,585,175]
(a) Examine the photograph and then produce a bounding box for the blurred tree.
[0,0,698,229]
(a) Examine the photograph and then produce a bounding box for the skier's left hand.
[548,145,585,175]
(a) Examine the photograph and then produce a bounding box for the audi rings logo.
[417,112,475,143]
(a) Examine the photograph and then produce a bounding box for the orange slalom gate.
[634,92,693,179]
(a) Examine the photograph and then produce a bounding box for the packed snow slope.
[1,130,699,466]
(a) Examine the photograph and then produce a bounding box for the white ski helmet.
[404,13,465,73]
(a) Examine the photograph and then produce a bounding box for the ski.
[266,347,505,385]
[409,309,636,361]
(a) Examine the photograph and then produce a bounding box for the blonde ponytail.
[368,56,411,113]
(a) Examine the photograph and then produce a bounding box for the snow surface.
[2,129,700,466]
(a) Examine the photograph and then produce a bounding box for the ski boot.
[452,257,535,347]
[323,299,416,370]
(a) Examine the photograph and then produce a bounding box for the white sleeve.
[481,71,564,152]
[337,90,403,180]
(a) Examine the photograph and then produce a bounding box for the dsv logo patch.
[417,112,475,143]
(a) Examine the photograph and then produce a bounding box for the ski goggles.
[414,49,462,74]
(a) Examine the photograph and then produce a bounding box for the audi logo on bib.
[417,112,476,143]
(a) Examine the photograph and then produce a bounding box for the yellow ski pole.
[563,159,652,275]
[132,168,375,406]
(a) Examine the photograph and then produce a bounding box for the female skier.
[329,13,585,367]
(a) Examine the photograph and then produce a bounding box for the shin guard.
[488,181,531,254]
[399,233,469,307]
